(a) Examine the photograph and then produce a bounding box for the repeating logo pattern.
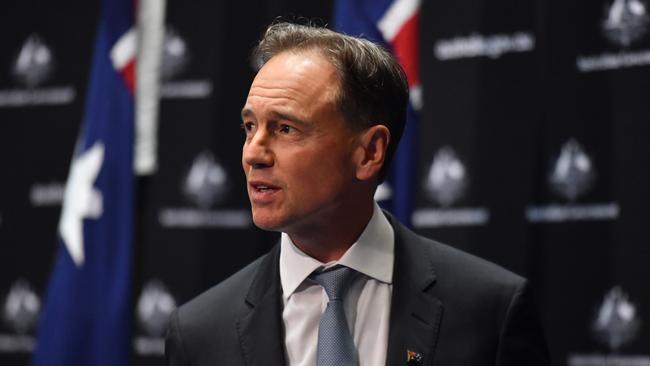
[413,146,489,228]
[577,0,650,72]
[136,280,176,337]
[0,279,40,353]
[161,27,190,81]
[158,150,251,228]
[549,139,596,203]
[602,0,650,47]
[0,34,76,107]
[568,286,648,366]
[424,146,467,207]
[133,279,177,356]
[2,280,40,335]
[526,138,619,223]
[592,286,642,351]
[182,151,229,209]
[12,34,54,88]
[159,26,212,99]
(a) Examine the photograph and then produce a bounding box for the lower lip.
[249,187,280,204]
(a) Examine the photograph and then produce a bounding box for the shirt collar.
[280,202,395,299]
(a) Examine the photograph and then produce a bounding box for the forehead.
[246,50,340,109]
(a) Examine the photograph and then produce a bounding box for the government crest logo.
[413,146,489,228]
[549,139,595,202]
[526,138,618,222]
[424,146,467,207]
[12,34,54,88]
[183,150,229,209]
[577,0,650,71]
[161,27,190,81]
[134,280,177,355]
[158,150,250,228]
[602,0,650,47]
[2,279,40,335]
[567,286,648,365]
[159,25,212,99]
[0,279,40,352]
[1,33,75,107]
[592,286,641,351]
[136,280,177,337]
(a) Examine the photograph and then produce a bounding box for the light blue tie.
[310,265,358,366]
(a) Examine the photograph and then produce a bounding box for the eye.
[279,124,294,134]
[241,121,254,133]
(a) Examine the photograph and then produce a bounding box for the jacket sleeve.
[495,281,551,366]
[165,309,191,366]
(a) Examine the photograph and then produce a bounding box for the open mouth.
[250,181,280,193]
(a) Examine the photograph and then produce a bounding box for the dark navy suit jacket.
[165,214,549,365]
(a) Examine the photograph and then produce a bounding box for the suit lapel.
[385,215,444,366]
[234,215,444,366]
[236,244,287,366]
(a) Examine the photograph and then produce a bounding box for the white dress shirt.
[280,203,394,366]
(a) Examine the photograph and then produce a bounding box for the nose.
[243,130,274,169]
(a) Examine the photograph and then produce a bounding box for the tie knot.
[310,265,357,301]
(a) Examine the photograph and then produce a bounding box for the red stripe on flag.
[390,13,420,87]
[120,59,136,93]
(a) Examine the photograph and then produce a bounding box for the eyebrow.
[241,108,254,120]
[240,108,308,127]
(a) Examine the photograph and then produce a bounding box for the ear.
[354,124,390,182]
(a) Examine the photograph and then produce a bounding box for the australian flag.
[334,0,421,225]
[32,0,136,364]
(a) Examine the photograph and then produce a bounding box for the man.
[165,22,549,366]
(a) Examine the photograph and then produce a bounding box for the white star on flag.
[58,142,105,267]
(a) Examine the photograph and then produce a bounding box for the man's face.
[241,50,360,233]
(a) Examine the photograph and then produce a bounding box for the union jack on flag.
[335,0,422,225]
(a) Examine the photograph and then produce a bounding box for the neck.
[288,199,375,263]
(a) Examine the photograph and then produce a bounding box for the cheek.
[241,144,249,173]
[284,147,352,194]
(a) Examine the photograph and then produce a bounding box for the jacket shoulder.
[426,236,525,288]
[391,213,525,290]
[400,227,549,365]
[177,253,266,326]
[392,215,527,310]
[167,252,269,365]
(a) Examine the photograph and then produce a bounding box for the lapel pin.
[406,349,423,365]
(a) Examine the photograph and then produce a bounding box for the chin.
[251,211,286,232]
